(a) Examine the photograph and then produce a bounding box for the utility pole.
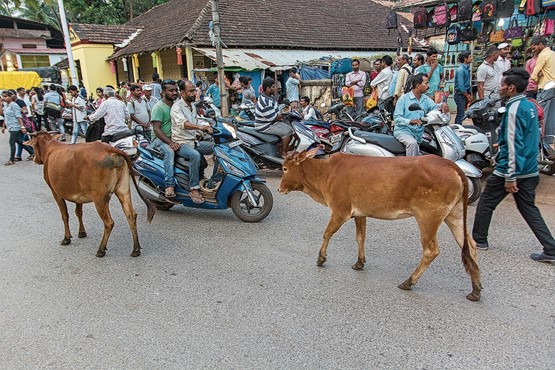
[57,0,78,86]
[211,0,229,116]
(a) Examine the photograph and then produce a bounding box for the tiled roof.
[70,23,142,44]
[111,0,410,58]
[5,48,67,55]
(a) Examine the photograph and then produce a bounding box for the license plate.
[329,133,342,144]
[229,139,243,148]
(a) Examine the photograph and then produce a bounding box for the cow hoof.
[398,278,413,291]
[78,231,87,238]
[130,250,141,257]
[351,261,365,270]
[466,292,481,301]
[317,256,326,266]
[96,250,106,258]
[60,237,71,246]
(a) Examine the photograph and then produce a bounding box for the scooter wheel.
[468,177,482,205]
[230,182,273,223]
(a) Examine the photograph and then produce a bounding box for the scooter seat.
[145,147,207,173]
[238,126,280,144]
[462,125,485,134]
[146,147,165,160]
[352,131,406,155]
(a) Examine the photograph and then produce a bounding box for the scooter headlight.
[222,122,237,138]
[218,152,245,177]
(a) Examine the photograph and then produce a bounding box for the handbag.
[21,115,36,132]
[341,86,354,107]
[504,18,524,39]
[365,89,378,111]
[543,19,554,36]
[45,101,63,112]
[460,23,478,41]
[489,29,505,43]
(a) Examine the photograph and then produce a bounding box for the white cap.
[498,42,509,49]
[143,84,152,90]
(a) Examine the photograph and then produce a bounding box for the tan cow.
[25,132,155,257]
[278,149,481,301]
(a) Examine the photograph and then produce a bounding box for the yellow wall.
[71,43,117,95]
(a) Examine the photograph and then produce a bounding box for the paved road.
[0,138,554,369]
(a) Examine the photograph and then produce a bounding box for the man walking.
[66,85,87,144]
[393,54,413,103]
[345,59,367,117]
[472,68,555,263]
[476,46,500,100]
[495,43,512,81]
[454,51,473,125]
[530,37,555,136]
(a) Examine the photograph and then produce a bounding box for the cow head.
[23,132,59,164]
[278,148,319,194]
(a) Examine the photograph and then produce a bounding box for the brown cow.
[25,132,155,257]
[278,149,481,301]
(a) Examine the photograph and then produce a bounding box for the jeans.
[538,88,555,137]
[35,114,47,131]
[454,93,466,126]
[472,175,555,256]
[394,132,419,156]
[176,141,215,189]
[9,131,33,161]
[15,133,31,158]
[150,137,175,187]
[71,121,89,144]
[49,116,65,135]
[348,96,365,119]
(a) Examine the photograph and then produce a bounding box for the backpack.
[386,10,398,32]
[413,7,428,29]
[497,0,515,17]
[458,0,473,21]
[526,0,543,15]
[433,2,449,27]
[460,23,478,41]
[481,0,497,22]
[472,3,482,21]
[446,24,461,44]
[542,0,555,8]
[449,4,458,22]
[478,22,495,43]
[403,67,416,95]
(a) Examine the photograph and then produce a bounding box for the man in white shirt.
[66,85,88,144]
[494,43,512,83]
[370,55,394,103]
[127,83,152,140]
[170,80,214,204]
[299,96,318,121]
[477,46,501,100]
[345,59,367,117]
[143,84,159,112]
[86,87,130,141]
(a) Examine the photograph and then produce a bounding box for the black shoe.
[530,252,555,263]
[14,157,22,162]
[475,242,489,251]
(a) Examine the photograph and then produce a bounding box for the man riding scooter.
[254,77,293,158]
[393,73,449,156]
[170,80,214,204]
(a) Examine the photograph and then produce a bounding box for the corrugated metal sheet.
[194,48,383,71]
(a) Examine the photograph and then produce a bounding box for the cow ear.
[305,147,320,159]
[23,138,36,146]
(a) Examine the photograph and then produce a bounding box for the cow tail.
[121,153,156,223]
[457,168,480,279]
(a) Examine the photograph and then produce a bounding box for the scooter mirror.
[408,103,422,111]
[498,107,507,115]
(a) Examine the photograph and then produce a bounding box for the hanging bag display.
[472,3,483,21]
[481,0,497,22]
[458,0,474,21]
[433,2,449,28]
[497,0,515,18]
[489,28,505,42]
[526,0,543,15]
[504,18,524,39]
[461,23,479,41]
[478,22,495,43]
[541,0,555,9]
[413,7,428,29]
[386,10,398,34]
[446,24,461,44]
[544,19,555,36]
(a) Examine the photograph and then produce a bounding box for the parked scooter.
[133,117,273,222]
[536,83,555,175]
[341,104,483,203]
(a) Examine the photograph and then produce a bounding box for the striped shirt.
[254,93,279,131]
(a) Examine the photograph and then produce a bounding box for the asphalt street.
[0,137,554,369]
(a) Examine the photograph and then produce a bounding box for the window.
[22,44,37,49]
[20,55,50,68]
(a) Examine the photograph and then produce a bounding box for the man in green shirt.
[149,80,179,198]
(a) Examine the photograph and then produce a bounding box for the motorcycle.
[235,111,323,170]
[530,82,555,176]
[451,96,503,170]
[341,104,483,204]
[133,117,273,222]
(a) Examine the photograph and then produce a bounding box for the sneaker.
[475,242,489,251]
[530,252,555,263]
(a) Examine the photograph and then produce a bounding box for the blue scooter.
[133,118,273,223]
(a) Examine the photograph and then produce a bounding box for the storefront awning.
[193,48,382,71]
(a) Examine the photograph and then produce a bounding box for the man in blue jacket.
[472,67,555,263]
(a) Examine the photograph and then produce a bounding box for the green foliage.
[1,0,170,26]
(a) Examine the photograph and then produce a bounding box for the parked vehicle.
[341,104,483,203]
[133,117,273,222]
[531,82,555,176]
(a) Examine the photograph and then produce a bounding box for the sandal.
[14,157,22,162]
[164,187,176,198]
[190,191,205,204]
[4,161,15,166]
[26,155,34,161]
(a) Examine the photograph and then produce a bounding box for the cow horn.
[28,132,38,137]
